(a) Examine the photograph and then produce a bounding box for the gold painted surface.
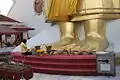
[72,8,120,15]
[112,0,120,8]
[76,0,115,13]
[34,0,120,51]
[51,22,82,50]
[52,19,109,51]
[52,22,75,50]
[35,0,120,21]
[74,19,109,51]
[71,14,120,21]
[71,0,120,21]
[43,0,78,21]
[49,0,120,51]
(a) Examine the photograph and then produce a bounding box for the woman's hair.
[22,39,27,43]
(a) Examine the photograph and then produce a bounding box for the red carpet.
[12,52,98,76]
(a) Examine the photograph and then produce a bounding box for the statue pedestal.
[12,52,116,76]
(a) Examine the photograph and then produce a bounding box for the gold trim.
[75,8,120,15]
[71,14,120,21]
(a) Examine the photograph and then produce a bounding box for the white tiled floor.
[29,66,120,80]
[30,73,120,80]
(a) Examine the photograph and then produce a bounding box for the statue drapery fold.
[43,0,78,21]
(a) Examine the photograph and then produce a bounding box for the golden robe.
[43,0,120,21]
[71,0,120,21]
[43,0,78,21]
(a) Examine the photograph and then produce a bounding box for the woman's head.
[22,39,27,44]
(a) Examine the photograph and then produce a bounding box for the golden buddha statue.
[34,0,120,51]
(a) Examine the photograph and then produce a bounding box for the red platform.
[12,52,98,76]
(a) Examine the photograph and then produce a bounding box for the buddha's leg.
[52,22,76,50]
[61,23,82,49]
[73,19,109,51]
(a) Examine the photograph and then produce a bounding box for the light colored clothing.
[20,42,28,53]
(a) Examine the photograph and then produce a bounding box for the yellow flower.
[36,50,44,53]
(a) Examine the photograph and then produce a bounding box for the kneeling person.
[20,39,32,55]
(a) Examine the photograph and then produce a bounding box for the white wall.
[0,0,13,16]
[8,0,53,37]
[8,0,120,52]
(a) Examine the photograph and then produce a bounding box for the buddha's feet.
[52,37,74,50]
[72,37,109,51]
[60,41,81,49]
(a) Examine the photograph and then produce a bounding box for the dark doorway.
[20,32,23,41]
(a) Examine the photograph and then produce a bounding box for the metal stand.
[96,51,116,76]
